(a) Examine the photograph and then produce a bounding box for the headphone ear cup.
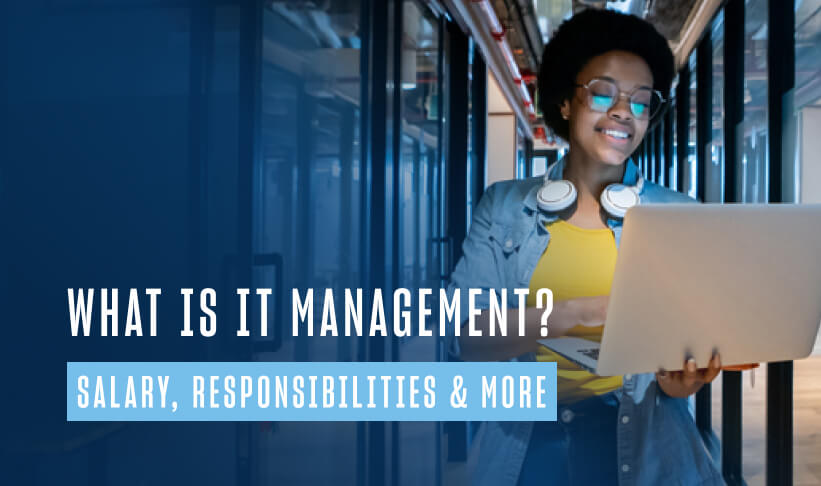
[600,183,640,219]
[537,180,577,212]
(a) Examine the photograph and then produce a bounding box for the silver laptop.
[538,337,600,373]
[540,204,821,376]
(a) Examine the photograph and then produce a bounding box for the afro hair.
[537,9,674,141]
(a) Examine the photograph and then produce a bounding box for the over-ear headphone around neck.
[536,162,644,219]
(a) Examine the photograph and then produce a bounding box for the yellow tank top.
[528,219,623,404]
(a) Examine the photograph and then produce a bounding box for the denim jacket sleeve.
[444,182,502,360]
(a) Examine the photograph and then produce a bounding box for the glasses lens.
[630,89,662,120]
[586,80,617,112]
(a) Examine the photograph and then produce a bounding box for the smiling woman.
[560,51,653,168]
[450,8,725,486]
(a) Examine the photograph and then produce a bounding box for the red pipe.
[472,0,536,119]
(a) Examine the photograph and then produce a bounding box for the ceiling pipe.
[474,0,504,35]
[443,0,535,139]
[672,0,722,69]
[509,0,545,70]
[474,0,537,118]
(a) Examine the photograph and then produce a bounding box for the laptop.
[539,204,821,376]
[537,337,600,374]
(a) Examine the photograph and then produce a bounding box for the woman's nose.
[608,95,633,120]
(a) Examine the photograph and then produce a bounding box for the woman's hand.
[459,295,611,361]
[545,295,610,337]
[576,295,610,327]
[655,354,722,398]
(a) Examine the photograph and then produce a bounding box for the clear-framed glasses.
[574,78,665,120]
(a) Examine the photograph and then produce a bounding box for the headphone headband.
[543,160,644,188]
[537,160,643,218]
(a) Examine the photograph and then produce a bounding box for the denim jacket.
[446,158,724,486]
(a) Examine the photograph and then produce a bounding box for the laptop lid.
[596,204,821,376]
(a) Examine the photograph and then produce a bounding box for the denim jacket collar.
[522,157,643,231]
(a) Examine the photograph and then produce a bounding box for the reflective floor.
[712,353,821,485]
[795,355,821,486]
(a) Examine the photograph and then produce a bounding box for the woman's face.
[561,50,654,166]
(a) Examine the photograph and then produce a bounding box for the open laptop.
[538,337,600,374]
[539,204,821,376]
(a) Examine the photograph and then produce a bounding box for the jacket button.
[625,374,632,380]
[560,409,574,423]
[504,239,513,249]
[622,464,630,473]
[621,415,630,424]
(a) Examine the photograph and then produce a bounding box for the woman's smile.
[594,124,634,147]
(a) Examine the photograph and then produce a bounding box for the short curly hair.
[537,9,674,141]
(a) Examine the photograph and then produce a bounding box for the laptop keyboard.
[579,348,600,360]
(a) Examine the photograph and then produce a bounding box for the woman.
[447,9,724,486]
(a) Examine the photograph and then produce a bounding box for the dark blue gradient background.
[0,1,460,484]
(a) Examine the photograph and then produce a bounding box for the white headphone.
[536,162,644,219]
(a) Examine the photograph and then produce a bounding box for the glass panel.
[796,0,821,204]
[703,13,725,450]
[397,2,442,485]
[669,102,677,188]
[532,0,574,43]
[257,1,364,483]
[648,124,656,182]
[532,156,547,176]
[467,38,477,225]
[397,0,441,359]
[640,139,648,178]
[670,74,679,190]
[260,0,365,356]
[740,0,769,203]
[795,0,821,109]
[657,123,665,187]
[685,51,698,199]
[657,126,664,185]
[795,2,821,484]
[516,126,528,179]
[706,12,724,203]
[740,2,769,483]
[704,10,724,432]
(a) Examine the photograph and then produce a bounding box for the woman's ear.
[560,100,570,121]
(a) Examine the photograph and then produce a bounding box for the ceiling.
[496,0,701,76]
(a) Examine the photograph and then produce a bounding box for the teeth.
[603,129,629,139]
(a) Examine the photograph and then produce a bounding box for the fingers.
[701,354,721,383]
[657,369,681,383]
[657,368,684,382]
[656,354,723,398]
[682,358,699,388]
[656,368,676,397]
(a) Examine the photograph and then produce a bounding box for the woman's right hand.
[459,294,611,361]
[576,295,610,327]
[545,295,610,337]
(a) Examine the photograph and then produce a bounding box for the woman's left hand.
[655,354,722,398]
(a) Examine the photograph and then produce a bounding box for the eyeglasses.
[574,78,665,120]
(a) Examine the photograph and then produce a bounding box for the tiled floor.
[794,355,821,486]
[712,354,821,486]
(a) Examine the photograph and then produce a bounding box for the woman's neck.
[563,150,625,201]
[559,149,626,229]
